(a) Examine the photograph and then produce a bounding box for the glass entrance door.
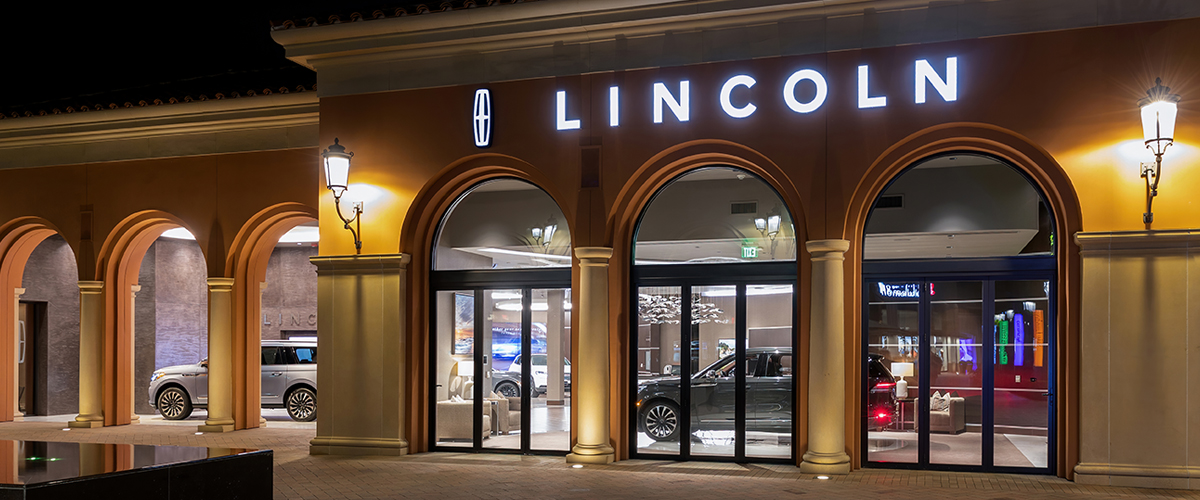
[634,282,794,461]
[433,287,571,454]
[864,278,1053,472]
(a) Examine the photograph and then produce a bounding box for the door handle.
[271,372,283,377]
[1041,392,1051,397]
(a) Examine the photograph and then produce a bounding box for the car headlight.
[150,371,166,383]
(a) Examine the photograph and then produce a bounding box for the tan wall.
[1075,231,1200,489]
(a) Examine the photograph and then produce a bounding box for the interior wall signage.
[473,89,492,147]
[555,57,958,130]
[878,282,921,298]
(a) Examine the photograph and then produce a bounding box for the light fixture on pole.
[322,138,363,254]
[754,206,783,258]
[1138,78,1181,225]
[530,216,558,253]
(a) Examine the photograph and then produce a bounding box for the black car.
[866,354,898,431]
[635,347,793,442]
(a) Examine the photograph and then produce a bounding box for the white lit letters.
[542,57,960,133]
[858,65,887,109]
[915,57,957,103]
[609,86,620,127]
[653,81,690,123]
[556,90,581,130]
[719,75,757,119]
[783,69,827,114]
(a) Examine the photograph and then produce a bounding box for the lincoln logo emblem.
[473,89,491,147]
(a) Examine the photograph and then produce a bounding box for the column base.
[309,436,408,457]
[198,423,235,433]
[1075,462,1200,489]
[567,443,615,464]
[259,417,267,427]
[800,451,851,475]
[129,415,140,423]
[68,419,104,429]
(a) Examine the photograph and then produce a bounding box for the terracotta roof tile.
[269,0,536,31]
[1,85,315,120]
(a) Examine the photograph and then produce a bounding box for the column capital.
[77,281,103,294]
[206,277,236,292]
[574,247,613,263]
[310,254,411,275]
[13,288,25,298]
[805,239,850,258]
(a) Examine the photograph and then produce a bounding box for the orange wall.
[318,18,1200,255]
[0,148,317,277]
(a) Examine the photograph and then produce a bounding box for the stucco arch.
[843,123,1083,478]
[399,153,576,453]
[224,202,318,429]
[0,217,68,422]
[94,210,198,426]
[606,139,812,461]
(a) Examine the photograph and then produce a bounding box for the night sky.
[0,3,435,116]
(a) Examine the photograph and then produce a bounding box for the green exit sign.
[742,246,758,258]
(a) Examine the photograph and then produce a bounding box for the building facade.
[2,0,1200,489]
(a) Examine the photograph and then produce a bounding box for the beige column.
[259,281,268,427]
[800,239,851,474]
[128,285,141,423]
[567,247,614,464]
[199,278,235,432]
[12,288,24,420]
[309,255,409,456]
[70,281,105,428]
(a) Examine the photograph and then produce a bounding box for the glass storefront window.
[635,286,682,456]
[634,167,796,265]
[434,179,572,270]
[863,154,1053,261]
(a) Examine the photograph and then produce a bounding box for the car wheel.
[494,381,520,398]
[157,387,193,420]
[286,387,317,422]
[641,400,680,441]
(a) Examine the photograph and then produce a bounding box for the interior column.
[11,288,24,420]
[128,285,141,423]
[70,281,105,428]
[800,239,851,474]
[567,247,614,464]
[199,278,235,432]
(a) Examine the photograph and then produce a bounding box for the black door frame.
[630,262,797,464]
[861,256,1056,474]
[428,268,572,456]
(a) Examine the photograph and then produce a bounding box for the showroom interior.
[1,0,1200,490]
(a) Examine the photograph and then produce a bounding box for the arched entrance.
[428,178,573,454]
[630,166,798,463]
[860,152,1057,473]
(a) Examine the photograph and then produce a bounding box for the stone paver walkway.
[0,420,1195,499]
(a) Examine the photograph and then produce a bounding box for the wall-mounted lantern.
[322,138,363,254]
[1138,78,1181,224]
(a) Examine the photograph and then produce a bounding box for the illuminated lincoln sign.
[473,89,492,147]
[554,57,958,130]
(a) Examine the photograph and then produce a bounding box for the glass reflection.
[746,284,794,459]
[435,290,476,448]
[929,281,983,466]
[865,281,918,464]
[690,285,736,457]
[635,287,682,456]
[993,280,1050,468]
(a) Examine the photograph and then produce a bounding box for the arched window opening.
[635,167,796,265]
[434,179,571,271]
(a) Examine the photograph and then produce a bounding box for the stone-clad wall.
[134,238,208,414]
[19,235,79,416]
[261,245,319,339]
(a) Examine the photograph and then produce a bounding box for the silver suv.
[148,340,317,422]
